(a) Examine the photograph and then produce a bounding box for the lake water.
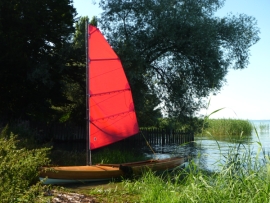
[146,120,270,171]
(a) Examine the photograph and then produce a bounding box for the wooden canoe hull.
[40,165,123,180]
[39,157,185,184]
[128,157,186,174]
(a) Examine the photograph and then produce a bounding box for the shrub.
[0,127,50,202]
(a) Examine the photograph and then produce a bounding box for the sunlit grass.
[86,153,270,203]
[37,107,270,202]
[45,114,270,203]
[78,114,270,202]
[204,118,253,136]
[111,129,270,203]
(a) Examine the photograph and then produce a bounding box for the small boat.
[39,22,186,184]
[40,157,185,184]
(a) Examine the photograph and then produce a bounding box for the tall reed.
[257,122,269,133]
[110,108,269,202]
[74,107,269,202]
[117,129,270,203]
[204,118,253,136]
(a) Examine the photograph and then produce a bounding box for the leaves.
[0,131,50,202]
[98,0,260,120]
[0,0,76,121]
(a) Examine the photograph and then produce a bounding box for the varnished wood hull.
[39,157,185,184]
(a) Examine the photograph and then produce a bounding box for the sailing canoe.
[39,24,188,185]
[39,157,185,184]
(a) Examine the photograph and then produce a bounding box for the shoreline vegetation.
[1,118,269,202]
[203,118,253,136]
[255,122,270,133]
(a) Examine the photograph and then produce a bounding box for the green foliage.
[73,16,89,50]
[204,118,253,136]
[98,0,260,119]
[115,139,270,203]
[0,0,76,121]
[90,16,98,27]
[59,16,89,125]
[156,117,203,133]
[0,128,50,202]
[136,93,163,126]
[63,15,163,126]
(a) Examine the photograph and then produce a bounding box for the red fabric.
[88,25,139,150]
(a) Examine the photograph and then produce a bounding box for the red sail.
[88,25,139,150]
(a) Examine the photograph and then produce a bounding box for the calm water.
[146,120,270,171]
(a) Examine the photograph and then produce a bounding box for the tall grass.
[112,129,270,203]
[257,122,269,133]
[204,118,253,136]
[85,110,269,202]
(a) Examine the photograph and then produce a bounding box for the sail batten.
[90,88,131,97]
[91,58,119,61]
[90,110,136,123]
[88,25,139,150]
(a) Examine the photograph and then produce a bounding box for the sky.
[73,0,270,120]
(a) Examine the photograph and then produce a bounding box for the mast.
[85,19,91,165]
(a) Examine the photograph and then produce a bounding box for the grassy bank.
[82,138,270,203]
[2,120,269,202]
[203,118,253,136]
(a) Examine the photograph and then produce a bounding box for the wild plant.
[118,107,270,202]
[0,126,51,202]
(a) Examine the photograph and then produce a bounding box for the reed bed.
[204,118,253,136]
[123,154,270,203]
[88,149,270,203]
[257,123,270,133]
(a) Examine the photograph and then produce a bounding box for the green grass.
[203,118,253,136]
[83,133,270,203]
[74,123,270,203]
[2,116,269,202]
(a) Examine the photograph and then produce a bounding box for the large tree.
[98,0,260,121]
[60,16,89,125]
[0,0,76,121]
